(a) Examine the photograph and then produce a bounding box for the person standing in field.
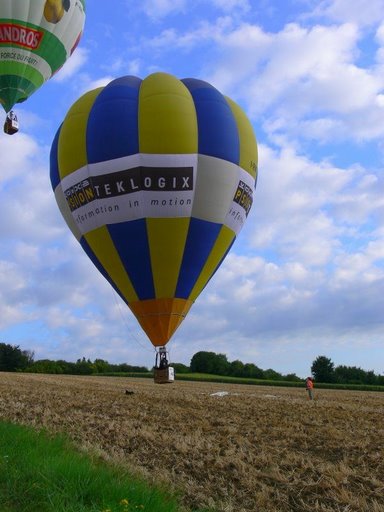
[305,377,314,400]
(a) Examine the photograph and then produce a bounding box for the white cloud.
[140,0,187,19]
[143,17,384,143]
[200,21,384,143]
[376,23,384,44]
[101,57,126,74]
[332,241,384,287]
[0,132,40,183]
[312,0,384,27]
[82,76,115,92]
[211,0,250,12]
[148,16,233,50]
[126,59,142,76]
[249,144,350,262]
[52,47,89,83]
[99,57,142,77]
[0,153,61,242]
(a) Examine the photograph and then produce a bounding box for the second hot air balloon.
[50,72,258,382]
[0,0,86,134]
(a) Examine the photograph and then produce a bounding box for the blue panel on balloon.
[87,76,142,164]
[182,78,239,164]
[50,126,62,190]
[176,217,222,299]
[79,236,127,304]
[107,219,155,300]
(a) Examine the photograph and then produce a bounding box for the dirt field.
[0,373,383,512]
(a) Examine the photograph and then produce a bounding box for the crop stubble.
[0,373,383,512]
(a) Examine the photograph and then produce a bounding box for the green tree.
[74,357,93,375]
[311,355,335,382]
[229,359,245,377]
[263,368,283,380]
[243,363,264,379]
[190,351,230,375]
[114,362,149,373]
[334,365,378,385]
[0,343,34,372]
[284,373,301,382]
[92,359,111,373]
[365,370,378,385]
[25,359,64,374]
[172,363,190,373]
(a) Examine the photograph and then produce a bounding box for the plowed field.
[0,373,383,512]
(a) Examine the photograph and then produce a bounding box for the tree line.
[186,351,302,381]
[0,343,383,385]
[0,343,147,375]
[311,355,384,385]
[186,351,384,385]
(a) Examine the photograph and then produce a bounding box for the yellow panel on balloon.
[225,96,258,180]
[58,88,102,179]
[146,217,190,298]
[138,72,198,154]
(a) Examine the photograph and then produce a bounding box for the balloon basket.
[154,366,175,384]
[153,346,175,384]
[3,111,19,135]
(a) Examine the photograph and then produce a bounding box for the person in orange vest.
[305,376,314,400]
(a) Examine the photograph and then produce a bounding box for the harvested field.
[0,373,383,512]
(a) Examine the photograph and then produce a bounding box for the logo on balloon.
[64,166,194,212]
[233,180,253,216]
[0,23,43,50]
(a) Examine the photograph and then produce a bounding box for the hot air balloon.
[50,72,258,383]
[0,0,86,134]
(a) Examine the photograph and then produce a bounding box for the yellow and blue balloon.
[50,72,258,348]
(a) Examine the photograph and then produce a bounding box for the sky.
[0,0,383,378]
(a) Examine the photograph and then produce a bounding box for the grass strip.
[0,421,183,512]
[96,372,384,391]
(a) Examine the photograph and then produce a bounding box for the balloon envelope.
[0,0,85,112]
[50,72,258,347]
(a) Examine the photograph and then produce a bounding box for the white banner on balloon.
[0,47,51,79]
[60,154,198,235]
[59,152,255,237]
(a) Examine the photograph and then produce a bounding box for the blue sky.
[0,0,383,377]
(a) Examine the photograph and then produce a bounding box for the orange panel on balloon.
[129,298,193,347]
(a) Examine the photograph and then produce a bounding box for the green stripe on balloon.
[0,66,43,111]
[0,18,67,72]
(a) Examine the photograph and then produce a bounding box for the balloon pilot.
[153,346,175,384]
[3,111,19,135]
